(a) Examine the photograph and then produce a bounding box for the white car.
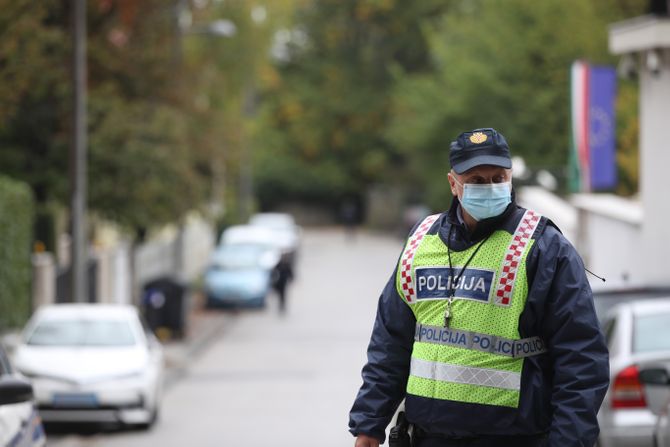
[0,344,46,447]
[248,213,301,259]
[639,365,670,447]
[219,224,276,248]
[597,296,670,447]
[12,304,164,429]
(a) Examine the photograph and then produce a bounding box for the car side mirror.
[639,368,670,386]
[0,377,34,406]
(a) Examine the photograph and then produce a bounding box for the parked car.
[204,242,280,309]
[639,364,670,447]
[248,213,301,263]
[597,295,670,447]
[0,344,46,447]
[12,304,164,429]
[592,288,670,324]
[219,224,276,248]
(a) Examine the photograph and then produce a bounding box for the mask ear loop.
[450,174,465,204]
[451,175,463,191]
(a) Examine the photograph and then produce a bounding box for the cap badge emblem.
[469,132,488,144]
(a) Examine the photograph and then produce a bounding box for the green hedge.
[0,175,34,330]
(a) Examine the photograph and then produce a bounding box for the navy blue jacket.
[349,199,609,446]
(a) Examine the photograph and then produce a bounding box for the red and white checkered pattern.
[494,210,541,306]
[399,214,440,303]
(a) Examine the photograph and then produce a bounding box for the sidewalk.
[160,292,230,389]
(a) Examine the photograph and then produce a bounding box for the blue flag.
[588,66,617,190]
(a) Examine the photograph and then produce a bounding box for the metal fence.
[31,214,215,308]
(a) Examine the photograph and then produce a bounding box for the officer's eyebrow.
[463,174,487,183]
[461,172,508,184]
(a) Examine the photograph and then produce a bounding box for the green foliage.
[0,0,67,129]
[386,0,646,209]
[255,0,646,212]
[0,0,649,236]
[87,89,201,232]
[0,0,70,204]
[255,0,448,209]
[0,176,34,330]
[616,79,640,196]
[0,0,210,235]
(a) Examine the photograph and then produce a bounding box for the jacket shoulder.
[409,212,447,237]
[509,206,566,242]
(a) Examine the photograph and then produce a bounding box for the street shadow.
[44,422,123,436]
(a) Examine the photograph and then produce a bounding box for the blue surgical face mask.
[454,179,512,221]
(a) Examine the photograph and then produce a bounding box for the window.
[633,312,670,353]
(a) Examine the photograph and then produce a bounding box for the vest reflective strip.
[494,209,541,307]
[410,357,521,391]
[399,214,441,303]
[414,323,547,358]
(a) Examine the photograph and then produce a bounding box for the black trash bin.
[142,277,188,341]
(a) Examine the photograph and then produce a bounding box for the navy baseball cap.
[449,128,512,174]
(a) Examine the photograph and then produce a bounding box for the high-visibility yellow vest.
[396,210,545,408]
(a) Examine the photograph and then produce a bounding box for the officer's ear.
[447,171,459,197]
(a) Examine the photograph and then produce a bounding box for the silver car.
[597,295,670,447]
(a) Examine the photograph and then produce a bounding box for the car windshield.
[250,214,293,230]
[634,312,670,353]
[27,319,137,347]
[212,244,269,269]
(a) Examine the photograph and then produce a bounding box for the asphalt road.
[48,227,404,447]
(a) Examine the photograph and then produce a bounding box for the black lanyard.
[444,225,492,327]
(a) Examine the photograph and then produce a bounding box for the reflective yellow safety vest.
[395,210,546,408]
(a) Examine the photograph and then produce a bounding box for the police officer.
[349,128,609,447]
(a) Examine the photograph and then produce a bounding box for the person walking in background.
[273,256,293,313]
[349,128,609,447]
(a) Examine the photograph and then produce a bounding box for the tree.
[0,0,210,236]
[386,0,647,209]
[0,0,70,204]
[254,0,448,211]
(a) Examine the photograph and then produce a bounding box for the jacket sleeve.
[348,268,417,443]
[531,225,610,447]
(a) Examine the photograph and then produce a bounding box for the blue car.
[204,243,280,309]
